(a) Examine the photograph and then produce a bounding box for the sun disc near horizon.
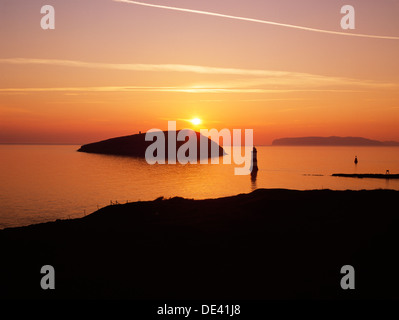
[190,118,202,125]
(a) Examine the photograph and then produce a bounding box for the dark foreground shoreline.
[1,189,399,299]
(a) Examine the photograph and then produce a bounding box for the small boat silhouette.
[354,156,358,165]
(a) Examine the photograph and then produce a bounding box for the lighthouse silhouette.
[251,146,259,173]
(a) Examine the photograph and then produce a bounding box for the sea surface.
[1,144,399,228]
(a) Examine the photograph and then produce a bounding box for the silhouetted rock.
[272,136,399,146]
[78,130,226,159]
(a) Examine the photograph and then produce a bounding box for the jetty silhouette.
[332,173,399,179]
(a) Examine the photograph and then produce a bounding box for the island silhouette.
[78,130,226,159]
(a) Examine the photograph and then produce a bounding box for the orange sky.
[1,0,399,145]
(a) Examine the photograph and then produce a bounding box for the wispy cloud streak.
[0,58,298,77]
[114,0,399,40]
[0,87,364,94]
[1,58,396,90]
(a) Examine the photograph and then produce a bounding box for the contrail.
[114,0,399,40]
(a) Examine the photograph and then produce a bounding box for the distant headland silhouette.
[272,136,399,146]
[78,130,226,159]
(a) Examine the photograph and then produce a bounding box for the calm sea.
[1,145,399,228]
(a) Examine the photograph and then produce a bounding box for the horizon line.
[2,134,398,147]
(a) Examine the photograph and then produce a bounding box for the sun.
[190,118,202,125]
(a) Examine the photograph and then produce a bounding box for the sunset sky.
[1,0,399,145]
